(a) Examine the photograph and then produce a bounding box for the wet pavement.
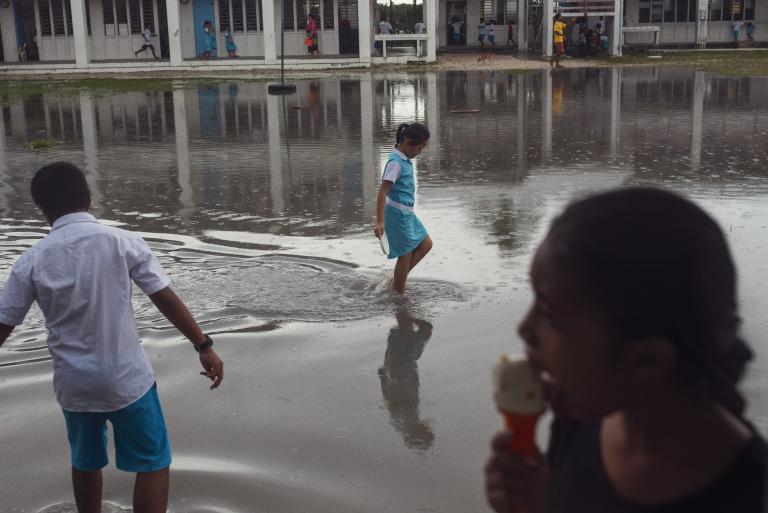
[1,68,767,512]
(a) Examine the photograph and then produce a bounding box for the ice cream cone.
[501,409,542,458]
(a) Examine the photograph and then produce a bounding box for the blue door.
[192,0,215,57]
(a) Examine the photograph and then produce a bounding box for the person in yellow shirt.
[549,13,574,69]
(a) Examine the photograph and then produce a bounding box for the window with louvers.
[51,0,66,35]
[258,0,263,30]
[323,0,334,29]
[284,0,294,30]
[65,0,73,34]
[40,0,52,35]
[142,0,155,31]
[496,0,506,24]
[639,0,650,21]
[245,0,258,31]
[103,0,114,31]
[297,0,307,29]
[116,0,129,33]
[219,0,231,29]
[85,0,92,34]
[129,0,141,33]
[651,0,663,22]
[232,0,244,31]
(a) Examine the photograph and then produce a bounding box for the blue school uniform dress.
[382,147,428,259]
[225,31,237,52]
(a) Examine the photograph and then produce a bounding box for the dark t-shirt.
[547,417,766,513]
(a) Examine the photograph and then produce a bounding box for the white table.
[622,25,661,46]
[374,33,430,58]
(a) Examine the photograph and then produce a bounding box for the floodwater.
[1,68,768,512]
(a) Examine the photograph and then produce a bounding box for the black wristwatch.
[193,334,213,353]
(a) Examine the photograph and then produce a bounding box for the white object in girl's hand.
[379,232,390,256]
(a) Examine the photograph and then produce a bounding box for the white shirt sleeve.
[128,236,171,295]
[0,254,36,326]
[382,161,401,183]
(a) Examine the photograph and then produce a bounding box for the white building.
[0,0,438,68]
[0,0,764,69]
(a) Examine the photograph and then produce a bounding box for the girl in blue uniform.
[375,123,433,294]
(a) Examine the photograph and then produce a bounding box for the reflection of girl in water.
[375,123,433,294]
[379,309,434,450]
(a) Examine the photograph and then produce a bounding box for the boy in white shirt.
[135,26,159,59]
[0,162,224,513]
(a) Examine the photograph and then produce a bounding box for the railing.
[555,0,617,16]
[374,34,429,58]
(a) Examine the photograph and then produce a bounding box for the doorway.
[193,0,216,57]
[446,0,466,45]
[338,0,359,54]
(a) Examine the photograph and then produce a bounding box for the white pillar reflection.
[517,74,527,172]
[172,89,195,220]
[426,72,439,174]
[541,71,552,163]
[266,92,285,215]
[360,76,376,220]
[0,110,8,214]
[610,67,621,158]
[79,93,101,211]
[691,71,705,171]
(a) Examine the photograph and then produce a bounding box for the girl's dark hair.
[395,123,430,146]
[549,187,752,415]
[31,161,91,220]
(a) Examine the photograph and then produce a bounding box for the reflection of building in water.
[379,310,434,451]
[1,71,767,232]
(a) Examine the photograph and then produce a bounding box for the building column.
[263,0,278,63]
[358,0,372,62]
[517,0,528,51]
[696,0,709,48]
[691,71,705,171]
[426,0,437,62]
[165,0,184,65]
[542,0,553,57]
[611,0,623,56]
[69,0,90,67]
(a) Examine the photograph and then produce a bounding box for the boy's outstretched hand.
[485,431,551,513]
[199,348,224,389]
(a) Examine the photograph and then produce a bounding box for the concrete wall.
[1,8,19,62]
[624,0,767,44]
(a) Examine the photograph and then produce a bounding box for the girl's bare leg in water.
[393,236,433,294]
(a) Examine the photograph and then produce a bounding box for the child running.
[375,123,433,294]
[0,162,224,513]
[485,187,766,513]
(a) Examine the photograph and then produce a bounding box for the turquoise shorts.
[62,383,171,472]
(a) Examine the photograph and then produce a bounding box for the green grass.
[26,138,62,151]
[589,50,768,77]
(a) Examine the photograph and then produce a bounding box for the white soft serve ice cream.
[492,354,546,414]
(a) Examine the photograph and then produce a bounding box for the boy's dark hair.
[31,162,91,220]
[549,187,751,415]
[554,13,562,21]
[395,123,430,146]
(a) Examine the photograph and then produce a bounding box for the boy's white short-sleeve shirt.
[0,212,170,412]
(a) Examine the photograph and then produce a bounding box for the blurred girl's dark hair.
[395,123,430,146]
[549,187,752,415]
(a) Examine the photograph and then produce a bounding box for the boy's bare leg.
[133,468,169,513]
[393,254,413,294]
[408,236,433,271]
[72,468,102,513]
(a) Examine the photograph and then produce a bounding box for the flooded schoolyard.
[1,68,768,512]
